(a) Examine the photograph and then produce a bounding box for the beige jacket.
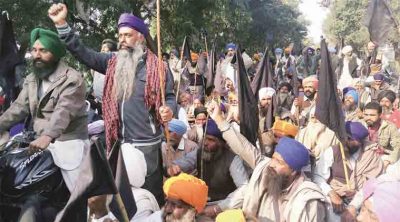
[217,120,327,222]
[362,120,400,163]
[0,62,87,141]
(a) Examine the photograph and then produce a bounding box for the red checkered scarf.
[103,50,166,153]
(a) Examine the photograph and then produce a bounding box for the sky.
[299,0,329,44]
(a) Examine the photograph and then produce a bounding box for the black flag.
[180,36,192,66]
[315,39,347,142]
[0,12,23,108]
[55,137,125,221]
[205,42,217,91]
[250,48,276,130]
[363,0,398,46]
[251,47,274,98]
[237,45,259,146]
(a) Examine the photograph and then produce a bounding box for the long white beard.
[113,44,145,101]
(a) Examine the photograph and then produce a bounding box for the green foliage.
[1,0,307,61]
[324,0,400,51]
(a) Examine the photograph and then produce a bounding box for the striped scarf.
[103,50,166,153]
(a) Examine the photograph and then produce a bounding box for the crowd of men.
[0,2,399,222]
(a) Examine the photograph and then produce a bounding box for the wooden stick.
[115,193,130,222]
[339,142,351,189]
[156,0,172,167]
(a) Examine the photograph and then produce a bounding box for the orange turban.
[303,75,319,89]
[191,52,199,62]
[163,173,208,213]
[272,119,299,138]
[284,47,291,54]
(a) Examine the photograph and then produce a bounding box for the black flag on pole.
[237,45,259,146]
[363,0,398,46]
[315,39,347,142]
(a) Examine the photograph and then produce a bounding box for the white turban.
[341,45,353,54]
[258,87,276,101]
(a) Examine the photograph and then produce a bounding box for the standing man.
[48,3,176,204]
[291,75,319,127]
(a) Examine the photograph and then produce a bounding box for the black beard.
[348,145,360,155]
[278,93,289,104]
[33,59,58,79]
[304,91,315,100]
[259,106,269,117]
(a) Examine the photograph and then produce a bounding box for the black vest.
[196,148,236,202]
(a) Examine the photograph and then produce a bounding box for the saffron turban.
[363,179,400,222]
[118,13,149,36]
[272,120,299,138]
[275,137,310,172]
[163,173,208,213]
[30,28,66,60]
[303,75,319,89]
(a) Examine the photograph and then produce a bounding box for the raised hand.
[48,3,68,26]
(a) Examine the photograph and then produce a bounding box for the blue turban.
[345,121,368,142]
[373,73,384,81]
[275,137,310,172]
[168,119,187,136]
[225,43,236,51]
[118,13,149,36]
[275,48,283,55]
[345,90,359,104]
[204,119,223,140]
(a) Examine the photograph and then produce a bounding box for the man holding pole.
[48,3,176,207]
[314,121,384,220]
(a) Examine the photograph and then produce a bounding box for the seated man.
[314,121,384,220]
[167,119,249,219]
[147,173,208,222]
[262,119,299,157]
[208,101,327,221]
[343,179,400,222]
[0,28,88,220]
[378,90,400,128]
[344,89,362,121]
[363,102,400,167]
[187,107,208,144]
[162,119,198,165]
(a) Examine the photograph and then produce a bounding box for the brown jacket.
[0,62,88,141]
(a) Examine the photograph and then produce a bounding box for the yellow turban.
[272,119,299,138]
[216,209,245,222]
[163,173,208,213]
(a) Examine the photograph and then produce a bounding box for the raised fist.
[48,3,68,26]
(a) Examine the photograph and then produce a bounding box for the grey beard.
[263,166,288,201]
[113,44,145,101]
[165,208,196,222]
[202,147,224,162]
[344,104,357,112]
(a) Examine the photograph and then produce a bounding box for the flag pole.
[339,142,351,189]
[156,0,172,167]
